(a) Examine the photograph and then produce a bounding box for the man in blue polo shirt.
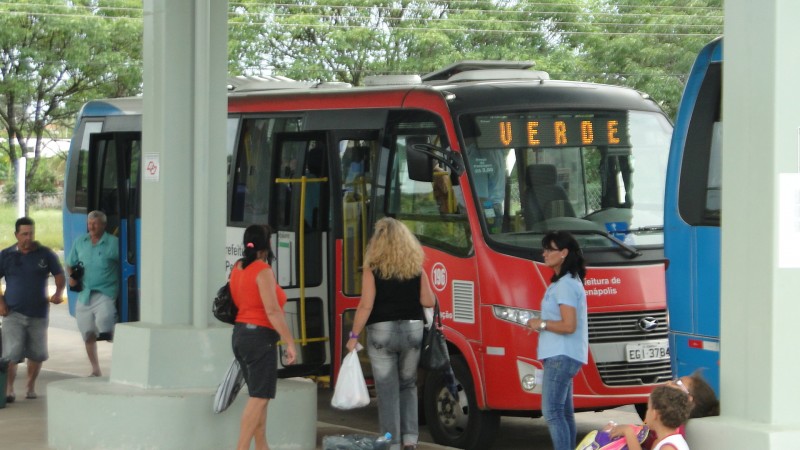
[0,216,65,403]
[66,210,119,377]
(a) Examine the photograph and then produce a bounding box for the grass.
[0,204,63,251]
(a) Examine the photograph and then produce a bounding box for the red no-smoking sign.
[144,153,160,181]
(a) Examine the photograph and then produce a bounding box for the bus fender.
[439,326,489,410]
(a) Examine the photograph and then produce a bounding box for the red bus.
[64,62,672,449]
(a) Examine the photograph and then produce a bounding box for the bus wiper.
[567,229,642,258]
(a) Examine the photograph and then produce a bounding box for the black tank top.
[366,270,424,325]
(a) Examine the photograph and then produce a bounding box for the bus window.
[125,140,141,264]
[94,141,121,230]
[230,117,302,224]
[73,121,104,210]
[272,135,328,288]
[462,110,671,248]
[387,123,471,256]
[340,139,379,296]
[226,117,239,185]
[705,122,722,219]
[678,61,722,226]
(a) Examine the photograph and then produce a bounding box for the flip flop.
[25,392,37,400]
[5,394,15,403]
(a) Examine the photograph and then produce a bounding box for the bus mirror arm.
[410,143,465,177]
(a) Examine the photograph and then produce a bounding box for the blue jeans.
[366,320,423,450]
[542,355,583,450]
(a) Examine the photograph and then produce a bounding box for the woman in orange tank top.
[230,224,296,450]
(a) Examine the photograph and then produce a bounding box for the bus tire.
[423,355,500,450]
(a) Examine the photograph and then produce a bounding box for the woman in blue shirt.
[527,230,588,450]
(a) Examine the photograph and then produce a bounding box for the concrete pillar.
[48,1,317,448]
[112,0,229,390]
[687,1,800,447]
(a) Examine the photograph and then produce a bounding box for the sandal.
[25,392,37,400]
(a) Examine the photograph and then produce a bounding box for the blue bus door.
[87,132,141,323]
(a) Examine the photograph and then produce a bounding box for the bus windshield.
[460,109,671,250]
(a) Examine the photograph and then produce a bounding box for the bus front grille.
[588,309,668,343]
[595,359,673,386]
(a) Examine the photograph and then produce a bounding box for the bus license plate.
[625,341,669,362]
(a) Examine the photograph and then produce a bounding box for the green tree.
[227,0,721,116]
[228,0,590,83]
[0,0,142,210]
[554,0,723,117]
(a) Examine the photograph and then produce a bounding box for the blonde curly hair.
[364,217,424,280]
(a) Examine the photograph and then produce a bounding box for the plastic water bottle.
[322,435,354,450]
[372,432,392,450]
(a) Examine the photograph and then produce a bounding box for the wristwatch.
[349,331,359,339]
[539,320,547,332]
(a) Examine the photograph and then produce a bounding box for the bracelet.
[349,331,359,339]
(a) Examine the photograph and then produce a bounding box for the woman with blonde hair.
[347,217,436,450]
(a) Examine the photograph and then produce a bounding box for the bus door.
[327,130,382,378]
[271,131,333,375]
[87,132,141,323]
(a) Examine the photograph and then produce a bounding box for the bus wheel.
[424,355,500,450]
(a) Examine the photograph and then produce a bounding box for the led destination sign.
[474,113,630,149]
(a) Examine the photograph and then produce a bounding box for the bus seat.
[526,164,575,221]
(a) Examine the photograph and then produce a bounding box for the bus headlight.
[521,374,537,391]
[492,306,540,327]
[517,360,543,393]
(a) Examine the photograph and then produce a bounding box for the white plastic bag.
[331,348,370,410]
[213,358,244,414]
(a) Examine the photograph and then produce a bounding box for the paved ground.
[1,298,639,449]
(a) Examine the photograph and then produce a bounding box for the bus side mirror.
[407,137,433,182]
[406,139,464,182]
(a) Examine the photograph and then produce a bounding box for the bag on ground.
[331,349,370,410]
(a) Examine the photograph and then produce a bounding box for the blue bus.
[664,37,723,394]
[62,98,142,322]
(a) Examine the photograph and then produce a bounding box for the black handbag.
[420,300,450,370]
[212,282,238,324]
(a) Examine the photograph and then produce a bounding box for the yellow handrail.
[274,175,328,347]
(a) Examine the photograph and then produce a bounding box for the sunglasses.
[671,378,690,394]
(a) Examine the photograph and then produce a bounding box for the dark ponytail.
[542,230,586,283]
[241,224,274,269]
